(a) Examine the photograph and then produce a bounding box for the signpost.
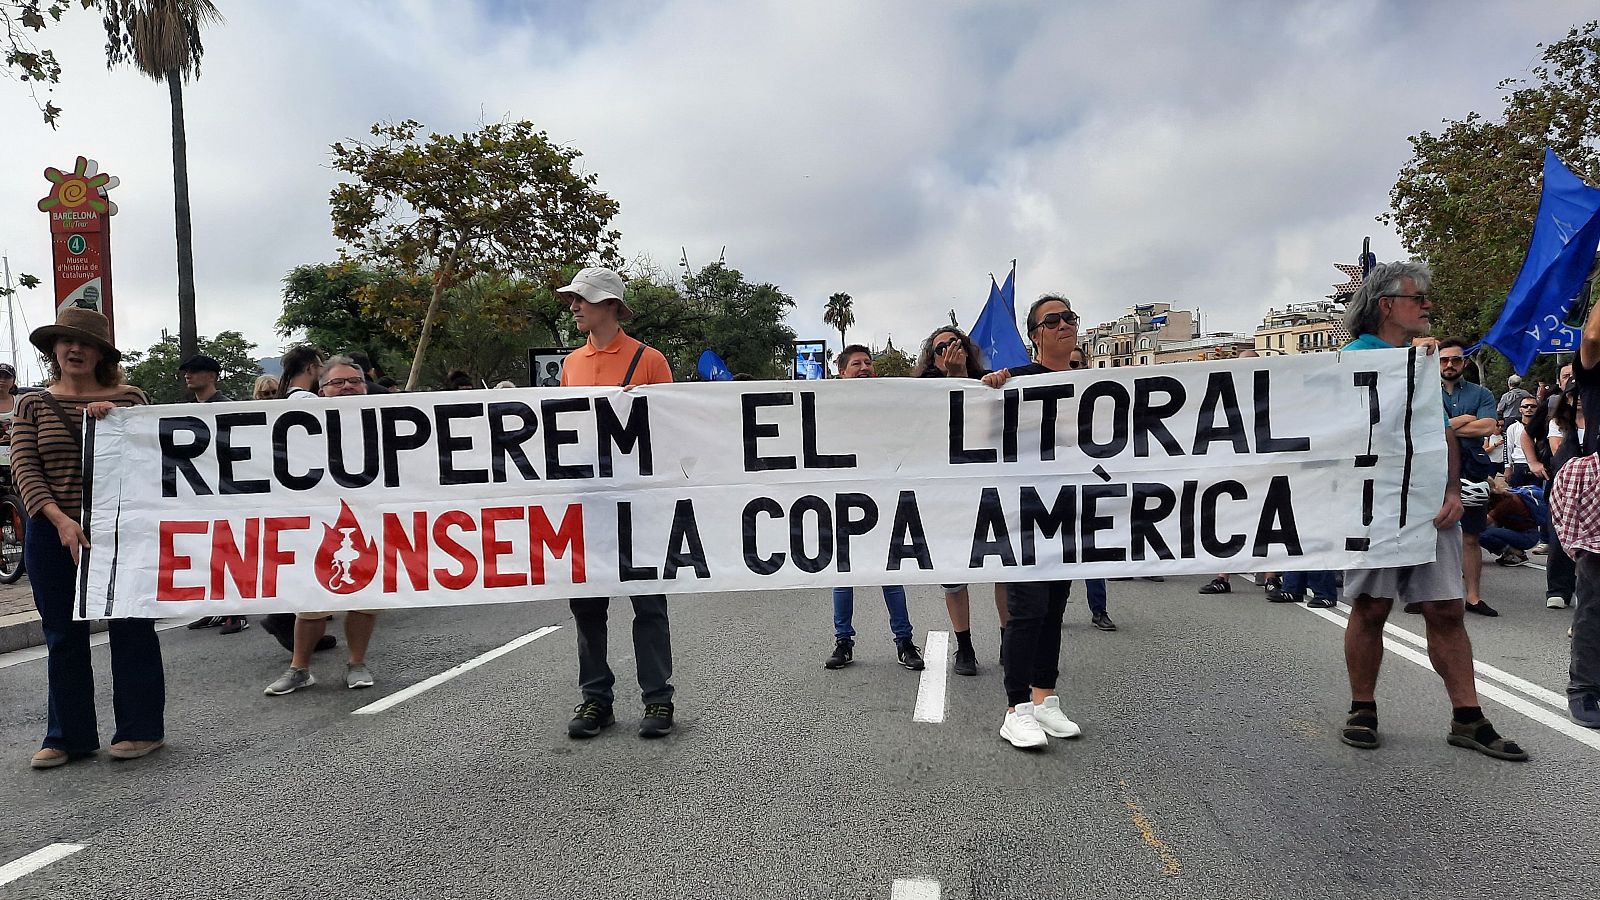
[38,156,118,336]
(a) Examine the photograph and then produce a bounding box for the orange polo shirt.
[560,328,674,387]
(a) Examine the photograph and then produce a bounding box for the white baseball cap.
[557,267,632,321]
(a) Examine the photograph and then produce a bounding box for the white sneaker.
[1033,695,1083,738]
[1548,595,1568,609]
[1000,703,1048,749]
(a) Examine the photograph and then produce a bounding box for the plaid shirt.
[1550,453,1600,554]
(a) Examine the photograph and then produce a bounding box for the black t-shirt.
[1576,351,1600,457]
[1006,361,1061,377]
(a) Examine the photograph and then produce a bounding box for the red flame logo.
[313,501,378,595]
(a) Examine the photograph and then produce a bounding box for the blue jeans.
[832,586,912,641]
[1281,570,1336,601]
[27,515,165,754]
[1479,526,1539,555]
[1073,579,1108,615]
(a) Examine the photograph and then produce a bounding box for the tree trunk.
[168,70,198,362]
[837,327,846,351]
[405,247,460,390]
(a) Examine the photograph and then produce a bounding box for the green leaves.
[124,330,261,404]
[1388,21,1600,384]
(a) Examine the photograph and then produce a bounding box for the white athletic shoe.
[1549,595,1568,609]
[1033,695,1083,739]
[1000,703,1048,749]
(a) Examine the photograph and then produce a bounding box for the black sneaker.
[896,639,925,671]
[952,643,978,676]
[1403,602,1423,615]
[1306,596,1337,609]
[186,616,223,630]
[1198,577,1231,594]
[1263,576,1282,593]
[824,638,854,669]
[1465,599,1499,617]
[1091,612,1117,632]
[315,634,339,652]
[567,700,614,739]
[1267,590,1300,603]
[640,703,675,738]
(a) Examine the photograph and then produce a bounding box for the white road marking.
[351,625,561,715]
[0,843,85,887]
[912,631,950,724]
[1299,605,1600,752]
[0,622,184,671]
[890,877,941,899]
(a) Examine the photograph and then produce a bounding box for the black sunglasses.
[933,338,959,355]
[1069,359,1085,369]
[1029,311,1079,331]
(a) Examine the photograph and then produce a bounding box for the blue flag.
[697,349,733,381]
[970,268,1029,370]
[1482,148,1600,373]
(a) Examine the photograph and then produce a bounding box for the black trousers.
[570,595,674,706]
[1001,581,1068,706]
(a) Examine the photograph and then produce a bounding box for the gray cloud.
[0,0,1589,383]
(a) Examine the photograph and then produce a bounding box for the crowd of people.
[10,260,1600,769]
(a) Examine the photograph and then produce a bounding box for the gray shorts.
[1342,526,1465,604]
[942,583,968,593]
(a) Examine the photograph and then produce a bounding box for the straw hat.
[30,307,120,364]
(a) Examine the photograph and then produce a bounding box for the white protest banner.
[76,348,1444,619]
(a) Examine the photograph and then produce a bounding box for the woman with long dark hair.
[12,309,163,769]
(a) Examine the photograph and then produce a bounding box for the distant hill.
[255,356,283,377]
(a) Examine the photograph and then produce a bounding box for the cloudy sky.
[0,0,1589,382]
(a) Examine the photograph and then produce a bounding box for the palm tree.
[823,291,854,350]
[103,0,223,363]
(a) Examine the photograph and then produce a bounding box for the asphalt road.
[1,561,1594,899]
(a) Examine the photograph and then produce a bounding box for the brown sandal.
[1447,719,1528,761]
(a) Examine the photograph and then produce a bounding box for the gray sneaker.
[264,667,315,696]
[346,663,375,689]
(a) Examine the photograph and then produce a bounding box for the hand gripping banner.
[76,349,1444,619]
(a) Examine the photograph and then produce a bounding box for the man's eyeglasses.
[1386,293,1428,304]
[933,338,958,356]
[1029,311,1079,331]
[1520,403,1539,410]
[1438,356,1466,366]
[321,377,364,388]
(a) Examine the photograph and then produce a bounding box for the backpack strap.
[621,343,648,387]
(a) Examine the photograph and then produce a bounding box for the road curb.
[0,611,108,654]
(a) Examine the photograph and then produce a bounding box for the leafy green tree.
[1386,21,1600,386]
[823,291,854,350]
[416,274,559,387]
[2,0,94,126]
[683,262,797,379]
[102,0,223,364]
[278,261,418,378]
[329,119,622,389]
[873,341,913,377]
[123,330,260,403]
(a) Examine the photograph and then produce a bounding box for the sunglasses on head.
[1030,311,1079,331]
[933,338,959,355]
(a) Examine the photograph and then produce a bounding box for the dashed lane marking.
[1299,604,1600,753]
[890,877,941,899]
[351,625,561,715]
[912,631,949,723]
[0,843,85,887]
[0,622,184,671]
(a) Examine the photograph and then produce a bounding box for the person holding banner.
[1337,262,1526,760]
[13,308,165,769]
[981,294,1087,750]
[263,357,382,696]
[824,345,925,672]
[915,326,1007,674]
[557,267,678,740]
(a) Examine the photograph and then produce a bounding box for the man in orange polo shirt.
[558,267,678,739]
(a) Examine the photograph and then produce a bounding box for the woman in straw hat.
[12,308,165,769]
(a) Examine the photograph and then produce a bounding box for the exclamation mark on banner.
[1347,372,1380,551]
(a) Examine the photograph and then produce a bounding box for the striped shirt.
[10,385,147,521]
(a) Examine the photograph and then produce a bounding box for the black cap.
[178,354,222,374]
[0,363,15,375]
